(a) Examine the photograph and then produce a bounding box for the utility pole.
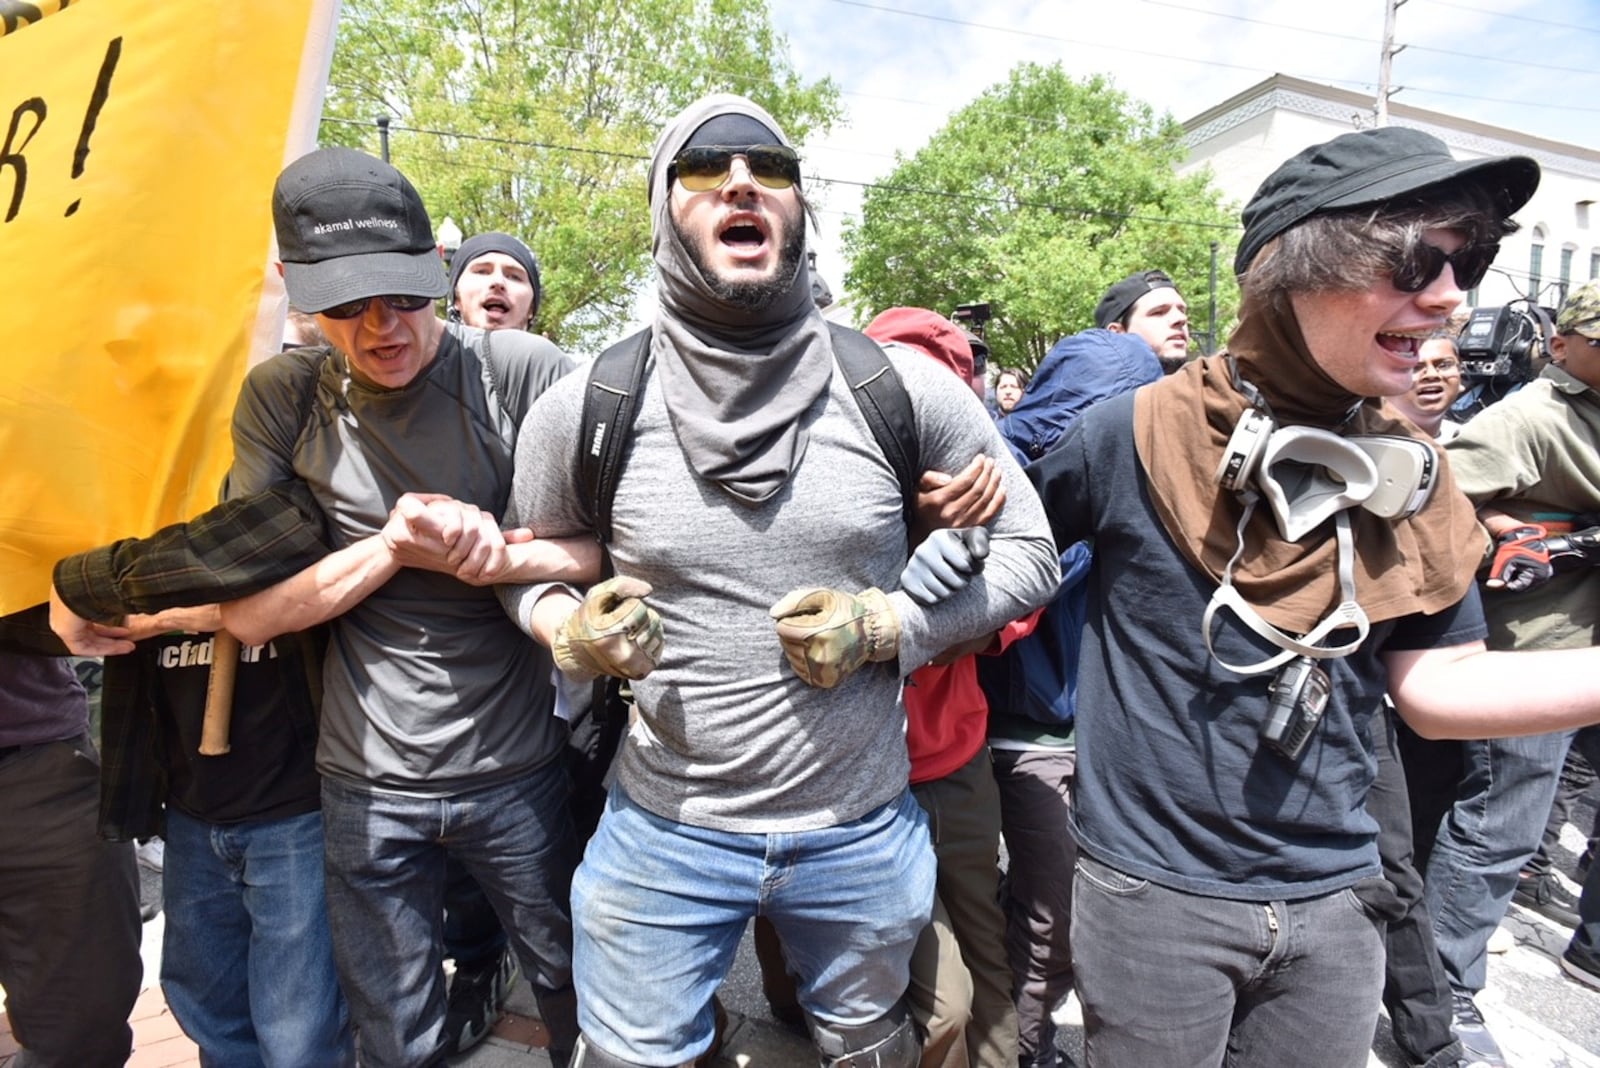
[1376,0,1406,127]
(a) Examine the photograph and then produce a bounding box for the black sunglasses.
[669,144,801,193]
[319,293,436,320]
[1391,240,1499,293]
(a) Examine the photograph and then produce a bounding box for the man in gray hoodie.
[498,94,1059,1068]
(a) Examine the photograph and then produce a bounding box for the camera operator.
[1014,126,1600,1068]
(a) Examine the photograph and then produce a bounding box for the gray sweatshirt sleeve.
[880,350,1061,672]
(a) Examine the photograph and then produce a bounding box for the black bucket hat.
[1235,127,1540,276]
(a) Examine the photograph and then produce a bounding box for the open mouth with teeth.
[481,297,511,316]
[719,215,770,257]
[1377,332,1425,357]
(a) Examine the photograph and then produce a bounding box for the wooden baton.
[198,632,240,756]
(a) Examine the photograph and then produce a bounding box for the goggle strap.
[1204,504,1369,676]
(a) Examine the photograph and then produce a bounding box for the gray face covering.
[646,94,832,505]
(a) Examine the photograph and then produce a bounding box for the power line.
[320,117,1236,233]
[1418,0,1600,36]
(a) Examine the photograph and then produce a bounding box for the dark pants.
[1370,709,1461,1068]
[442,860,507,971]
[0,737,142,1067]
[1523,728,1600,878]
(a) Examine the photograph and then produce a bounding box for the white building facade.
[1182,74,1600,312]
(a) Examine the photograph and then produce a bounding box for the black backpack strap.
[578,327,652,545]
[829,322,921,533]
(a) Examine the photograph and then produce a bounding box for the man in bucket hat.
[1008,125,1600,1067]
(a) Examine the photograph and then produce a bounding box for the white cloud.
[771,0,1600,309]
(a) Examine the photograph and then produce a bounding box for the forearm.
[1389,642,1600,739]
[123,604,223,638]
[220,534,399,645]
[501,537,604,585]
[526,588,582,647]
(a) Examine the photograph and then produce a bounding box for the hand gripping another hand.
[900,527,991,606]
[769,587,900,689]
[552,577,664,683]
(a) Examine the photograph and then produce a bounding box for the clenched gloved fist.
[1490,524,1600,593]
[900,527,990,606]
[769,586,899,689]
[553,576,664,683]
[1487,525,1553,592]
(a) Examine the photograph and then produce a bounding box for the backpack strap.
[829,322,921,535]
[579,327,652,545]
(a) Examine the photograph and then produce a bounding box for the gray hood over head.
[647,93,832,505]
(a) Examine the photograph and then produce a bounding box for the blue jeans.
[573,784,935,1065]
[162,807,353,1067]
[1419,730,1569,992]
[1070,854,1386,1068]
[320,763,578,1068]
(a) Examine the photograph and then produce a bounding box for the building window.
[1561,246,1576,304]
[1530,227,1546,299]
[1591,249,1600,280]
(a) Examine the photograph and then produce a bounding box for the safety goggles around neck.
[669,144,801,193]
[1390,238,1498,293]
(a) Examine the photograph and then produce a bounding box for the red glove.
[1486,525,1551,591]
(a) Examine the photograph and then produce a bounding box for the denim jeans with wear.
[1415,730,1570,993]
[321,760,579,1068]
[162,806,354,1067]
[573,784,935,1065]
[1070,853,1386,1068]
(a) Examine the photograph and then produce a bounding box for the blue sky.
[768,0,1600,298]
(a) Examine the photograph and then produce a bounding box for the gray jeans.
[1071,853,1385,1068]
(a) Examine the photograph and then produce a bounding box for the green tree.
[322,0,841,353]
[843,63,1238,371]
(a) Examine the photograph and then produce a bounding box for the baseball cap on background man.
[1557,279,1600,340]
[1234,126,1540,276]
[1094,270,1179,329]
[272,147,448,313]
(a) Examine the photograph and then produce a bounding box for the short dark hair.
[996,366,1031,389]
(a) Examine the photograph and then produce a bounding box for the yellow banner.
[0,0,340,613]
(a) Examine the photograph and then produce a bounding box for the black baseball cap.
[1235,127,1539,276]
[1094,270,1179,329]
[272,147,448,314]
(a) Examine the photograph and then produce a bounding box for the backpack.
[565,321,922,839]
[579,322,921,543]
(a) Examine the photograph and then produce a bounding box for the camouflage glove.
[552,577,664,683]
[769,586,899,689]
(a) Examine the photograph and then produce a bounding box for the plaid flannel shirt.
[50,482,331,840]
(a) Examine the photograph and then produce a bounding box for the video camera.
[1452,299,1555,420]
[952,301,992,340]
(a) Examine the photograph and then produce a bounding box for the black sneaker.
[1512,870,1581,927]
[1449,991,1507,1068]
[1561,941,1600,991]
[444,948,519,1053]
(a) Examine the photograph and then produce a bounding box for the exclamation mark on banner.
[65,36,121,218]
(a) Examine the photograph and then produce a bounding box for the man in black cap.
[1012,125,1600,1067]
[497,93,1059,1068]
[206,147,598,1067]
[1094,268,1190,373]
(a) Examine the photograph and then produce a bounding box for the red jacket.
[905,611,1039,783]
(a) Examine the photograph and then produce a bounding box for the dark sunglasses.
[669,144,801,193]
[1390,239,1499,293]
[319,293,436,320]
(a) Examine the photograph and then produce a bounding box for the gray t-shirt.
[229,324,574,795]
[500,342,1059,832]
